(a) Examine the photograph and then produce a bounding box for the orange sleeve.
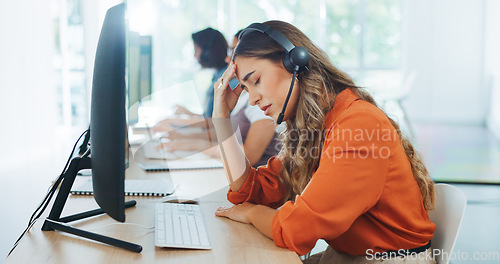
[271,109,396,255]
[227,156,287,209]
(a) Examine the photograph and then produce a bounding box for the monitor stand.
[41,156,142,253]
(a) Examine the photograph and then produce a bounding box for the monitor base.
[41,156,142,253]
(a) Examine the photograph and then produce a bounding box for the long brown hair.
[234,21,435,210]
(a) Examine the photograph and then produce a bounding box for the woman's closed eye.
[239,77,259,91]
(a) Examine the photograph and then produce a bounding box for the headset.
[238,23,310,124]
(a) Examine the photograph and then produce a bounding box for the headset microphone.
[239,23,310,124]
[277,65,299,124]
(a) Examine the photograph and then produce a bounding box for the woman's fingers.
[174,105,189,115]
[213,204,252,224]
[213,62,240,118]
[215,206,231,217]
[218,62,236,91]
[162,130,184,140]
[157,142,172,151]
[158,141,184,151]
[222,61,236,83]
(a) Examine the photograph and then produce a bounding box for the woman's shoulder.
[324,89,386,127]
[329,99,388,126]
[323,99,396,144]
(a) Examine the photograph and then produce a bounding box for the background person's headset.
[238,23,310,124]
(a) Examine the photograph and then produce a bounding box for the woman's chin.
[270,113,278,122]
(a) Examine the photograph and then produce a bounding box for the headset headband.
[239,23,295,53]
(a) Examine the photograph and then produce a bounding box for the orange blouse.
[227,89,435,256]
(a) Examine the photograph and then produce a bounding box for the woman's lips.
[261,105,271,115]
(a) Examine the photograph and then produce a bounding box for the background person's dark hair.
[192,27,228,69]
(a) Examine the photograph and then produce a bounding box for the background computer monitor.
[90,2,127,222]
[128,32,153,125]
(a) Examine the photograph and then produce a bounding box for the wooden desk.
[4,159,301,264]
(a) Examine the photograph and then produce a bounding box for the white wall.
[0,0,57,259]
[0,1,122,260]
[488,74,500,140]
[0,2,57,170]
[484,0,500,140]
[402,0,492,125]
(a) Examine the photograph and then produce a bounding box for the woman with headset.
[213,21,436,263]
[156,29,281,167]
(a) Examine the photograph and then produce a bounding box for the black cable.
[29,129,89,225]
[8,129,89,256]
[78,126,91,155]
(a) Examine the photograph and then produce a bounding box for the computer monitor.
[90,2,128,222]
[41,3,142,253]
[128,32,153,125]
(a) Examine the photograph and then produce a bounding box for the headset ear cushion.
[290,47,310,69]
[282,51,296,73]
[282,47,310,73]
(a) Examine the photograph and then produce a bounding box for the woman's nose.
[247,90,260,106]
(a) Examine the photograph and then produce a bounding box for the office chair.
[428,183,467,264]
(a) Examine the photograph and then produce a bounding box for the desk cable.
[8,129,90,257]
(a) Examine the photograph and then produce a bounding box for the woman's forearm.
[213,117,250,191]
[248,205,276,239]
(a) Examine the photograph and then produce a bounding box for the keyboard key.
[188,215,200,245]
[180,215,190,244]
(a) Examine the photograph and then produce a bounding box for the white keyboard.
[155,203,211,249]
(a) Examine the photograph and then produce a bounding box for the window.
[322,0,402,91]
[53,0,88,127]
[58,0,402,125]
[230,0,402,91]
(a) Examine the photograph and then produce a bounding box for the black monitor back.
[90,3,127,222]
